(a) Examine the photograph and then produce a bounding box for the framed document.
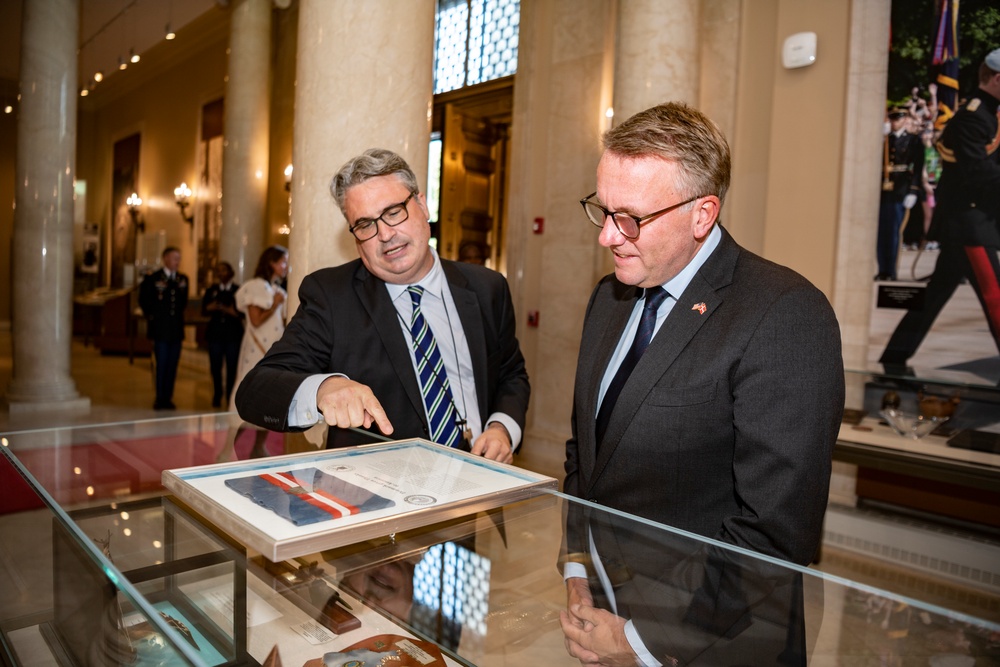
[162,438,557,561]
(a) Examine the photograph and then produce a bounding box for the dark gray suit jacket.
[564,228,844,663]
[236,258,529,449]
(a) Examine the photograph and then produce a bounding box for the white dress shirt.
[287,248,521,449]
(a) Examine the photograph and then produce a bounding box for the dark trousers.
[153,340,182,406]
[876,195,905,278]
[208,340,240,405]
[881,239,1000,365]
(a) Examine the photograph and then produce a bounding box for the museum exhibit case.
[1,415,998,666]
[839,364,1000,531]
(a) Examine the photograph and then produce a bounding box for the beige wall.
[761,0,850,296]
[725,0,850,297]
[79,33,229,290]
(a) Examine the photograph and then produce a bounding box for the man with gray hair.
[236,148,529,461]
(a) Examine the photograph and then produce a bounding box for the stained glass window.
[413,542,491,639]
[434,0,519,94]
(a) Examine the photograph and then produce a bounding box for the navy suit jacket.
[236,258,529,449]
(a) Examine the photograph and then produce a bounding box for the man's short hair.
[330,148,420,216]
[162,246,180,258]
[602,102,731,208]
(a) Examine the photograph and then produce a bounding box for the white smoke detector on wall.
[782,32,817,69]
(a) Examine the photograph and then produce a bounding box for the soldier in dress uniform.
[202,261,244,407]
[139,246,189,409]
[881,48,1000,370]
[875,106,924,281]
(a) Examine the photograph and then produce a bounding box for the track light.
[94,71,104,82]
[130,48,140,64]
[165,23,176,40]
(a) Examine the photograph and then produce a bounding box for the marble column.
[594,0,701,279]
[834,0,891,378]
[286,0,435,312]
[613,0,701,124]
[506,0,616,456]
[220,0,272,284]
[5,0,89,414]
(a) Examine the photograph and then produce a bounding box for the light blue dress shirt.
[567,224,722,667]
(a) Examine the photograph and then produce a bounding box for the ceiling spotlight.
[4,105,12,114]
[118,56,127,71]
[130,49,140,64]
[94,71,104,83]
[165,23,176,40]
[80,88,89,97]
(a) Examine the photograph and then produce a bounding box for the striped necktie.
[408,286,463,447]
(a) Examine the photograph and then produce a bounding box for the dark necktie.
[408,286,463,447]
[595,286,670,447]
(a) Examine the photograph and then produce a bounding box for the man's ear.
[416,192,430,218]
[692,195,721,240]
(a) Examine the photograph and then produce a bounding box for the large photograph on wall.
[868,0,1000,386]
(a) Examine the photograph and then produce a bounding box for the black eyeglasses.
[349,192,416,241]
[580,192,706,240]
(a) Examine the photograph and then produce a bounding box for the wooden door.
[436,82,512,273]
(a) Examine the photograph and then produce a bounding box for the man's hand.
[316,376,393,435]
[560,602,638,667]
[562,578,600,666]
[471,421,513,463]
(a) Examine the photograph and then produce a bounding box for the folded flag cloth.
[225,467,395,526]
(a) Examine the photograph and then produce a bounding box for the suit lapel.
[586,229,740,494]
[353,265,426,421]
[441,262,488,421]
[580,281,641,482]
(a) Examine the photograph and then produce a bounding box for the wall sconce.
[284,164,293,192]
[173,182,194,224]
[126,192,145,232]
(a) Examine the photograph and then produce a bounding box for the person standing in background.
[881,48,1000,369]
[139,246,188,410]
[876,106,925,281]
[217,246,289,460]
[202,261,243,408]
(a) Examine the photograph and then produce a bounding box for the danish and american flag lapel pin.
[692,302,707,315]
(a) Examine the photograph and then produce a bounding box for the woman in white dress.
[218,245,288,460]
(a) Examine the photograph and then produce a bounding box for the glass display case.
[839,365,1000,530]
[2,415,998,666]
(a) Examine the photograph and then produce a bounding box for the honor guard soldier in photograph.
[875,106,925,281]
[881,47,1000,369]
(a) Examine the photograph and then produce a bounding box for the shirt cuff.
[626,620,663,667]
[563,562,588,581]
[485,412,521,451]
[288,373,339,427]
